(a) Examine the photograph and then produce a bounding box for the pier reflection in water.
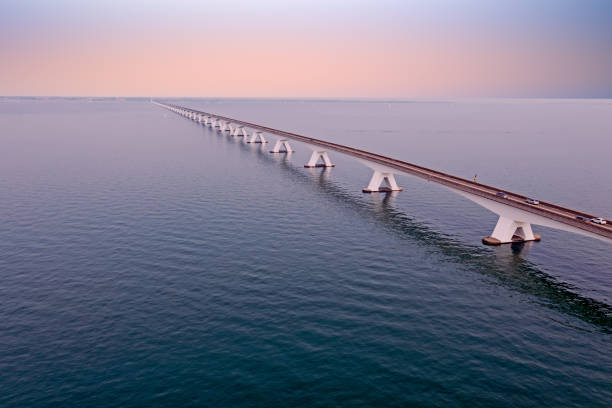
[226,129,612,332]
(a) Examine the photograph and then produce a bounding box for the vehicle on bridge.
[525,198,540,205]
[591,217,607,225]
[496,192,508,198]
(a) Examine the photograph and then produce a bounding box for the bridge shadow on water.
[212,127,612,333]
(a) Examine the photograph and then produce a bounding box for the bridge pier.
[305,151,335,168]
[483,216,542,245]
[270,139,294,153]
[362,171,403,193]
[247,131,267,144]
[232,126,244,137]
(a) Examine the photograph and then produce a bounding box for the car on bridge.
[576,216,589,222]
[590,217,607,225]
[496,192,508,198]
[525,198,539,205]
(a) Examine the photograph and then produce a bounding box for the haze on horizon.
[1,0,611,99]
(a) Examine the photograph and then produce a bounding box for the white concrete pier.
[247,131,268,144]
[362,171,403,193]
[270,139,294,153]
[232,126,244,137]
[304,151,335,168]
[484,216,540,245]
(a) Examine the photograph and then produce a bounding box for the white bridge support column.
[226,123,234,133]
[247,131,267,144]
[241,127,249,137]
[362,171,403,193]
[454,191,544,246]
[270,139,294,153]
[483,217,540,245]
[304,151,335,168]
[232,126,244,137]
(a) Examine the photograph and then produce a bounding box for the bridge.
[153,101,612,246]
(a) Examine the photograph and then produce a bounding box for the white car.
[525,198,539,205]
[590,217,607,225]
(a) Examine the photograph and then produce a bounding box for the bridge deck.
[164,103,612,241]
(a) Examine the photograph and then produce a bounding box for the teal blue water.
[1,98,611,407]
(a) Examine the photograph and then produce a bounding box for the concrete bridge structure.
[153,101,612,246]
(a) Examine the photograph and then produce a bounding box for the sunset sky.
[1,0,611,98]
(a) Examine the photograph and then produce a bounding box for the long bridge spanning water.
[153,101,612,246]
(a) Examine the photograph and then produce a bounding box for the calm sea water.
[1,97,611,407]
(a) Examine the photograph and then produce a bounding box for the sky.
[1,0,611,98]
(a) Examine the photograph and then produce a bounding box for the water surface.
[1,98,611,407]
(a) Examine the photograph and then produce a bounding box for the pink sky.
[2,0,611,97]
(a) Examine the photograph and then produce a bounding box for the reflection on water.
[222,126,612,332]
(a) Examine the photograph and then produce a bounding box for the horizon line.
[2,95,612,101]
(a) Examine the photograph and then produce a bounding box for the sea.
[1,97,611,407]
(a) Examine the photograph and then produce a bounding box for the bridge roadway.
[157,102,612,244]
